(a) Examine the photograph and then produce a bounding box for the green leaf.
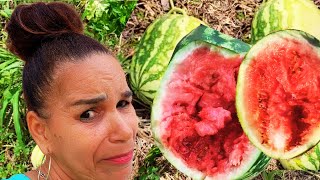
[0,61,23,73]
[0,86,15,127]
[0,59,16,70]
[82,0,137,45]
[0,98,9,129]
[261,170,284,180]
[0,8,12,19]
[136,146,162,179]
[11,89,24,147]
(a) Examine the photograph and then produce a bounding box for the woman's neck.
[25,157,73,180]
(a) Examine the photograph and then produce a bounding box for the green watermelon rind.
[174,24,251,56]
[152,39,270,179]
[237,29,320,160]
[251,0,320,44]
[279,143,320,171]
[236,152,271,180]
[129,14,203,105]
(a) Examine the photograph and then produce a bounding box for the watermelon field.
[1,0,320,179]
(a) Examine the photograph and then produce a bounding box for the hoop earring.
[37,156,52,180]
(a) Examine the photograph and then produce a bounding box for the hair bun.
[6,2,84,61]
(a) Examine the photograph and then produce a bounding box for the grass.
[0,46,30,179]
[0,129,35,178]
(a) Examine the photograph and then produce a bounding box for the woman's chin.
[96,164,133,180]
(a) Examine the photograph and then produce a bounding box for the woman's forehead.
[49,53,127,103]
[56,53,124,81]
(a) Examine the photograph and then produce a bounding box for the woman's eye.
[80,110,95,121]
[117,100,129,108]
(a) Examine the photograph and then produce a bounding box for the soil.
[119,0,320,179]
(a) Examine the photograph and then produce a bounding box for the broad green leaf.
[0,59,16,70]
[0,61,23,73]
[11,89,24,147]
[0,98,9,129]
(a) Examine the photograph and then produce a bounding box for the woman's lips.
[104,150,134,165]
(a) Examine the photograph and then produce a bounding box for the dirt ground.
[120,0,320,179]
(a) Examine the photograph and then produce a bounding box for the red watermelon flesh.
[159,46,256,175]
[243,38,320,153]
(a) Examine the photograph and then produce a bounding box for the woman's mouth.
[104,150,134,165]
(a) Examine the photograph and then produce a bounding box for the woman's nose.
[108,112,133,143]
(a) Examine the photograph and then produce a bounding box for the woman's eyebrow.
[122,90,133,98]
[71,94,107,106]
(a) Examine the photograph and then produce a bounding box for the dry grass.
[118,0,263,57]
[120,0,320,179]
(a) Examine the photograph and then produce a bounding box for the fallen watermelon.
[152,25,270,179]
[280,143,320,171]
[251,0,320,44]
[237,29,320,160]
[130,8,204,105]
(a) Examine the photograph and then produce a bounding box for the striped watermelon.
[237,29,320,159]
[251,0,320,43]
[280,143,320,171]
[130,10,203,105]
[152,25,270,179]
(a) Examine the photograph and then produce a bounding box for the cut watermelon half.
[237,29,320,159]
[152,26,270,179]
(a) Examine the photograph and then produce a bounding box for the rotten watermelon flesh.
[242,36,320,155]
[159,46,258,176]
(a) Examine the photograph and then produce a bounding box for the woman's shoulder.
[2,174,30,180]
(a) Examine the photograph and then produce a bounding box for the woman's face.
[44,53,138,179]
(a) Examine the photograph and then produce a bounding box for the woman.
[5,1,138,180]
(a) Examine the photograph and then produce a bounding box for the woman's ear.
[27,111,50,154]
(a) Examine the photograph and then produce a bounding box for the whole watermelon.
[251,0,320,43]
[151,25,270,179]
[236,30,320,159]
[130,9,204,105]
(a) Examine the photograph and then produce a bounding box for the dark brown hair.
[6,2,110,117]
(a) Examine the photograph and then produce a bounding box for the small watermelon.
[237,29,320,159]
[130,8,204,105]
[280,143,320,171]
[151,25,270,179]
[251,0,320,43]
